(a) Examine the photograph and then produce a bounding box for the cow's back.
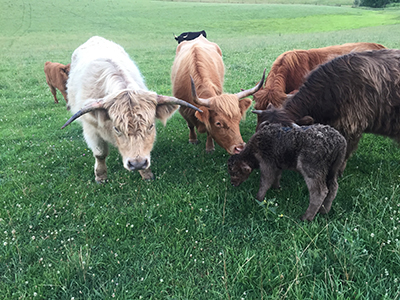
[44,62,68,87]
[171,36,224,104]
[288,49,400,139]
[274,42,385,94]
[254,42,386,111]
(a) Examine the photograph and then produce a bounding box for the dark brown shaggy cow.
[253,49,400,174]
[228,123,347,221]
[252,42,386,127]
[44,61,70,106]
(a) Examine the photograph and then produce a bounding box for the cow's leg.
[205,132,215,153]
[49,85,58,103]
[188,124,199,144]
[83,125,109,183]
[338,135,360,176]
[272,169,282,189]
[301,176,328,221]
[318,152,343,215]
[318,175,339,215]
[94,154,108,183]
[344,134,361,160]
[61,91,70,110]
[61,90,68,104]
[256,161,278,201]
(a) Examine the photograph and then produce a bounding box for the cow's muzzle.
[230,143,246,155]
[127,158,149,171]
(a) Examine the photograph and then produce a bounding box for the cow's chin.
[228,143,246,155]
[123,156,151,172]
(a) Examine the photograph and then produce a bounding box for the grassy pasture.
[1,0,400,299]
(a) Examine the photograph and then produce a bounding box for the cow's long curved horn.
[61,100,104,129]
[252,110,264,115]
[190,76,210,107]
[156,95,203,113]
[236,68,266,99]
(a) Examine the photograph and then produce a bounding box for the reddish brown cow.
[253,42,386,127]
[44,61,70,106]
[171,35,265,154]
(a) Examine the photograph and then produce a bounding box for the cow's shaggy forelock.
[209,94,241,119]
[104,90,157,137]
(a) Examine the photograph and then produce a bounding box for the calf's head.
[227,155,253,186]
[62,90,201,172]
[191,70,265,155]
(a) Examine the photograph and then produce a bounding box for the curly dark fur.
[257,49,400,172]
[228,123,347,221]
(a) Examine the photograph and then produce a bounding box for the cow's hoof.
[206,148,215,154]
[139,169,154,180]
[300,214,314,222]
[95,178,108,184]
[189,139,200,145]
[318,205,332,215]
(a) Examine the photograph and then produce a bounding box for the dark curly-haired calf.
[228,123,347,221]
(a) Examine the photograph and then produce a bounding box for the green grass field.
[1,0,400,299]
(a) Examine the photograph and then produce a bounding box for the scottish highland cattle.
[62,36,201,182]
[44,61,71,106]
[253,49,400,174]
[228,123,347,221]
[174,30,207,44]
[252,42,386,128]
[171,35,265,154]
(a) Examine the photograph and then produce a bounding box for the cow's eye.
[148,123,155,131]
[215,121,223,128]
[113,126,122,135]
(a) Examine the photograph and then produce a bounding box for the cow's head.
[61,90,202,172]
[252,103,314,131]
[227,154,253,187]
[191,70,266,155]
[252,86,290,128]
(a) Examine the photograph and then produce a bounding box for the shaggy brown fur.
[44,61,70,106]
[253,42,386,127]
[228,123,347,221]
[256,49,400,174]
[171,35,257,154]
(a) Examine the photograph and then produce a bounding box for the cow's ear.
[155,104,179,126]
[195,106,209,124]
[239,98,252,118]
[240,161,252,174]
